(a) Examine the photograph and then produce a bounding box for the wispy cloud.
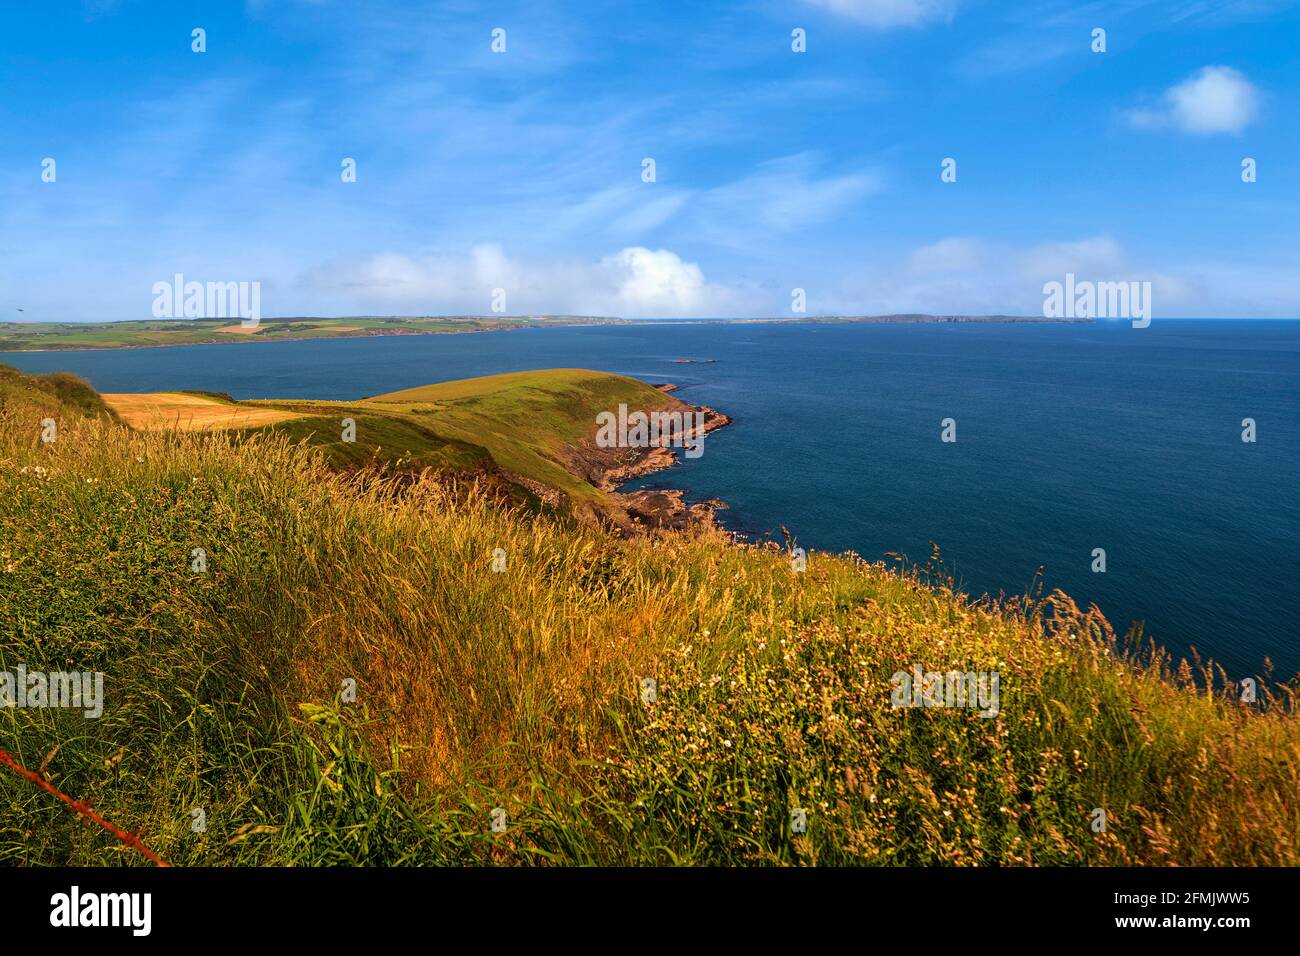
[684,153,880,251]
[956,1,1299,81]
[800,0,957,28]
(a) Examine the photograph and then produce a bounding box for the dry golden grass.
[215,323,266,335]
[100,391,304,431]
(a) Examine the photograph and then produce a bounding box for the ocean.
[6,319,1297,678]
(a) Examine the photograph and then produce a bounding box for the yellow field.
[213,323,366,335]
[100,392,304,431]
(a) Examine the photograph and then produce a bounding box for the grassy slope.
[1,366,1297,866]
[0,364,121,421]
[358,368,687,500]
[232,368,685,505]
[0,316,610,352]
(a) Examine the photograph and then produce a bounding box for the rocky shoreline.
[560,386,733,533]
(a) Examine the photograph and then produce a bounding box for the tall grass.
[1,370,1296,865]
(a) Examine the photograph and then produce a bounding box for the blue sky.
[2,0,1298,319]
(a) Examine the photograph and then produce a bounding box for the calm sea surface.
[7,320,1298,678]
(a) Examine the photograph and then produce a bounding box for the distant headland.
[0,313,1088,353]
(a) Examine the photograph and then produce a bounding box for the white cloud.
[301,245,750,318]
[1127,66,1260,134]
[601,248,712,314]
[310,235,1284,321]
[801,0,956,28]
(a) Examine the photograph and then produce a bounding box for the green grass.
[1,365,1297,867]
[234,412,495,474]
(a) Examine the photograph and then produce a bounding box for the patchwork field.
[0,316,614,352]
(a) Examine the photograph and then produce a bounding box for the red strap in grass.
[0,748,171,867]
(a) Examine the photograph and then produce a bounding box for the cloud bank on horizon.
[1,0,1298,320]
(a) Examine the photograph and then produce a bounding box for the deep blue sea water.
[6,320,1298,678]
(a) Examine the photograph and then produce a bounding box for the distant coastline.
[0,313,1089,354]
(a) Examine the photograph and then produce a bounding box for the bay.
[7,318,1297,678]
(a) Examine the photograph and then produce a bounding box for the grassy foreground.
[1,365,1297,866]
